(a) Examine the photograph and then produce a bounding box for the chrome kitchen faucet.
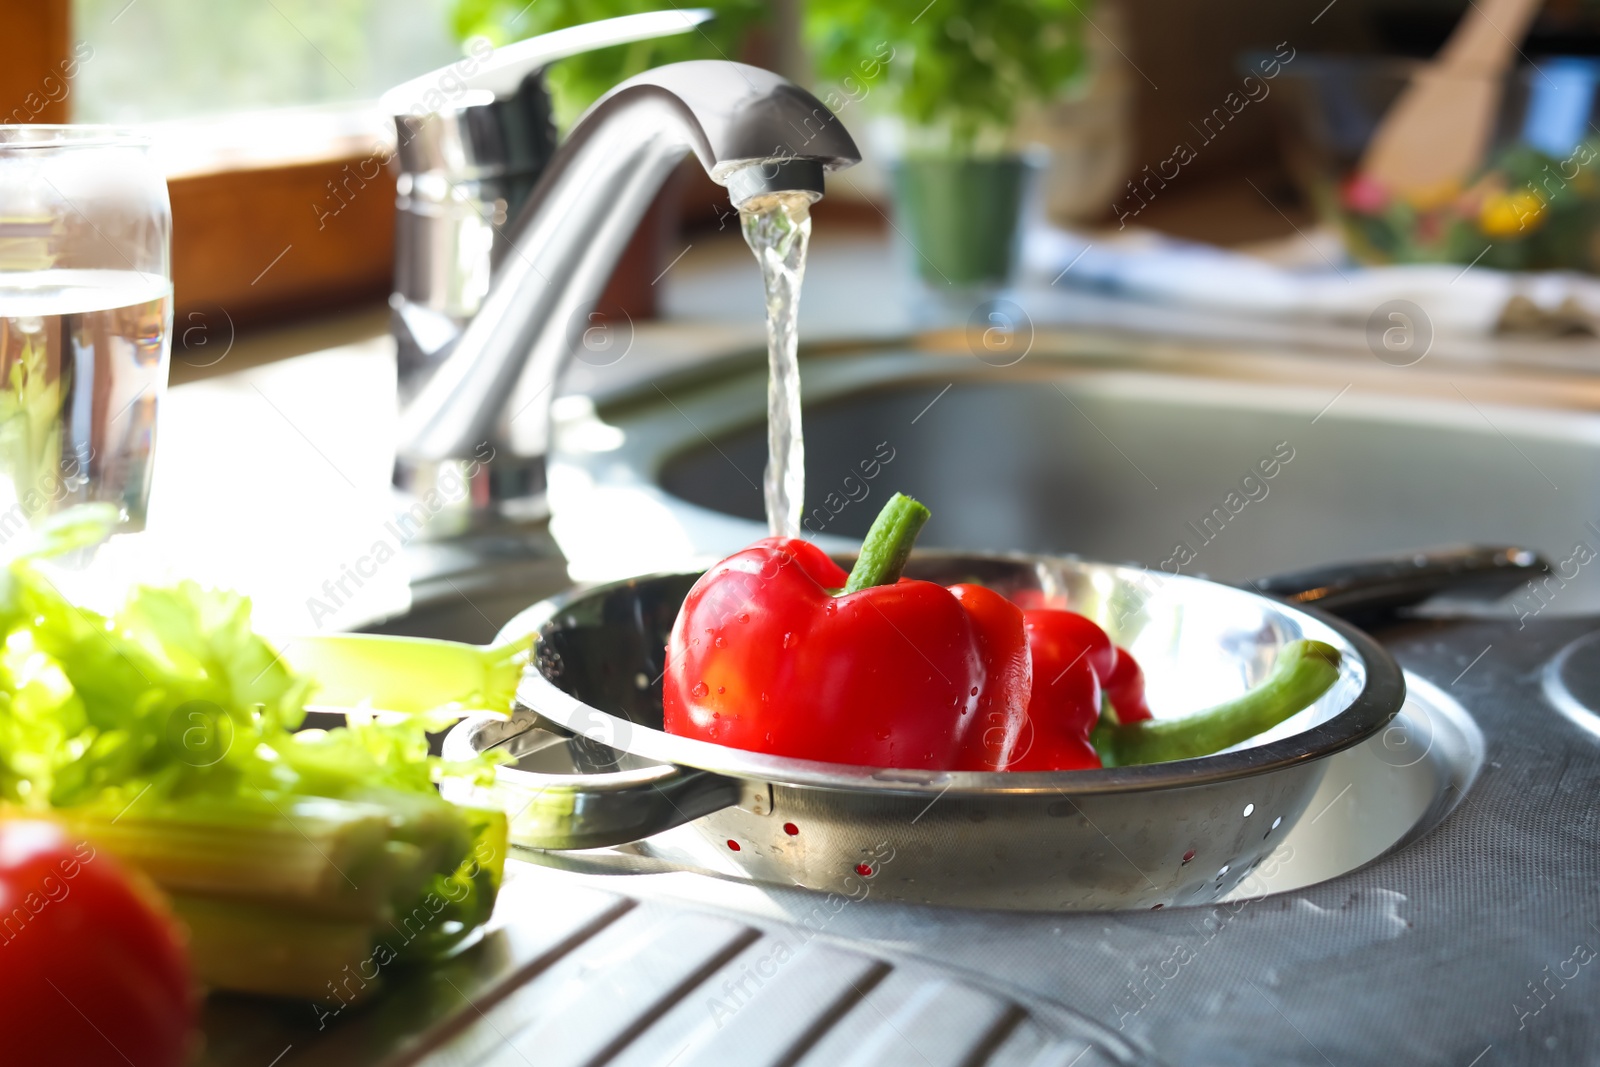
[382,15,861,524]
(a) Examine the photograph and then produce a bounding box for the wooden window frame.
[1,0,71,127]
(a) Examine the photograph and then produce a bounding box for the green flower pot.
[892,156,1033,287]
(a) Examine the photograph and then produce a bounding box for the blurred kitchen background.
[8,0,1600,632]
[11,0,1600,345]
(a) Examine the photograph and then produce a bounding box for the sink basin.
[549,344,1600,615]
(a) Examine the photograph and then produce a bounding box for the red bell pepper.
[1009,610,1342,770]
[663,494,1030,769]
[1006,610,1107,770]
[1004,609,1154,770]
[948,583,1031,771]
[1004,597,1151,723]
[1102,647,1152,724]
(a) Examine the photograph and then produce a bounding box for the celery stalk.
[67,796,406,920]
[171,895,383,1002]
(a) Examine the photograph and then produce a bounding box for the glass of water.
[0,126,171,539]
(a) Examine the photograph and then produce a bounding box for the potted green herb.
[804,0,1091,287]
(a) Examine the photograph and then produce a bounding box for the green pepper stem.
[1093,639,1342,767]
[842,493,931,593]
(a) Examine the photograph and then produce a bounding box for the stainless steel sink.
[548,343,1600,616]
[352,339,1512,909]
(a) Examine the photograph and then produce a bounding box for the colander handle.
[441,711,744,850]
[1252,544,1548,620]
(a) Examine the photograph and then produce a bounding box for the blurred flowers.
[1338,139,1600,271]
[1478,189,1547,237]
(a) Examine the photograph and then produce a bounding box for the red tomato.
[0,819,195,1067]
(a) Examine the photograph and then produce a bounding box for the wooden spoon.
[1360,0,1544,198]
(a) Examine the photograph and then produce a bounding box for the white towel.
[1024,225,1600,336]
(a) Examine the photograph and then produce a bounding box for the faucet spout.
[395,60,861,496]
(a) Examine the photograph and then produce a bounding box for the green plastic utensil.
[281,632,532,717]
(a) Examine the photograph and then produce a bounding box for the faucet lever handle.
[380,9,714,113]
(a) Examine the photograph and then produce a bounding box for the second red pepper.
[1006,609,1153,771]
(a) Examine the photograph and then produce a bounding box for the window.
[2,0,473,327]
[72,0,461,123]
